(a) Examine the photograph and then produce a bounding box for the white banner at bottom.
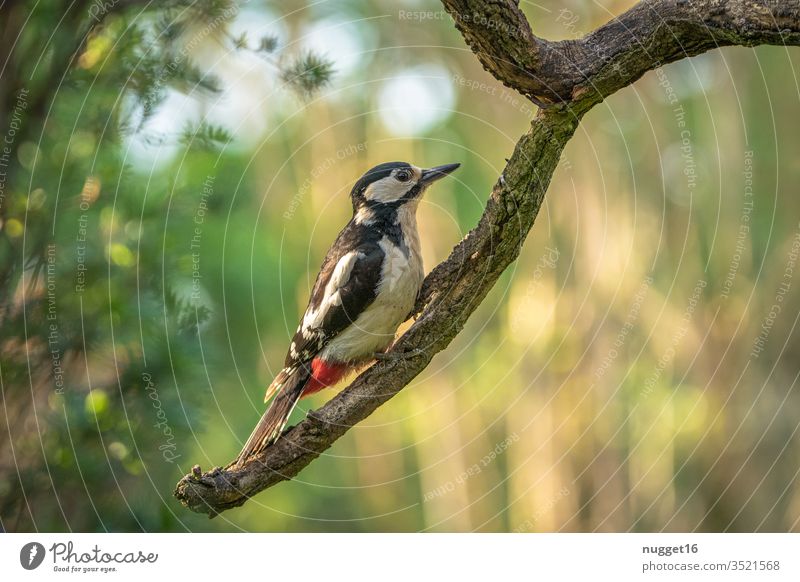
[1,533,798,581]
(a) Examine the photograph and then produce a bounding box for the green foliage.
[179,122,233,151]
[0,0,332,533]
[281,51,336,98]
[258,35,279,54]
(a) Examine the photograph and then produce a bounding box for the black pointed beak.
[419,163,460,185]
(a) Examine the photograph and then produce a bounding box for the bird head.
[349,161,460,213]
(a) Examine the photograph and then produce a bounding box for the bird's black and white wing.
[263,236,383,401]
[291,241,384,362]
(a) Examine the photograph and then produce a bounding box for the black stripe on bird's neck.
[354,202,415,253]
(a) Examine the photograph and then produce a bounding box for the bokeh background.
[2,0,800,532]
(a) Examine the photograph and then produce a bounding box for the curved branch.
[441,0,800,107]
[439,0,548,104]
[175,108,578,515]
[174,0,800,516]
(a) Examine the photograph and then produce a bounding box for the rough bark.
[174,0,800,516]
[441,0,800,107]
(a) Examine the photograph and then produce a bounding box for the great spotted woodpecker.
[236,161,460,464]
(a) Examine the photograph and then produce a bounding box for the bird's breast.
[376,204,424,311]
[320,231,423,363]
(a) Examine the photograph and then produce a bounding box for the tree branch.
[174,0,800,516]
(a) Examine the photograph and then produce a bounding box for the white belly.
[320,235,423,363]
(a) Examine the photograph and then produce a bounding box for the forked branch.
[175,0,800,516]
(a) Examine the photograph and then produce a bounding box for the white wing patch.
[301,250,364,333]
[320,235,423,363]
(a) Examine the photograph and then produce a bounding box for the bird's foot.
[372,348,426,362]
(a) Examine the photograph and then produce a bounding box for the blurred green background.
[2,0,800,532]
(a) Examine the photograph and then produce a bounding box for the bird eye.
[396,170,411,182]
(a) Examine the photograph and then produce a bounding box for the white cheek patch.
[364,176,415,203]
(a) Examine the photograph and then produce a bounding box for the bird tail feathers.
[263,366,292,403]
[235,364,311,466]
